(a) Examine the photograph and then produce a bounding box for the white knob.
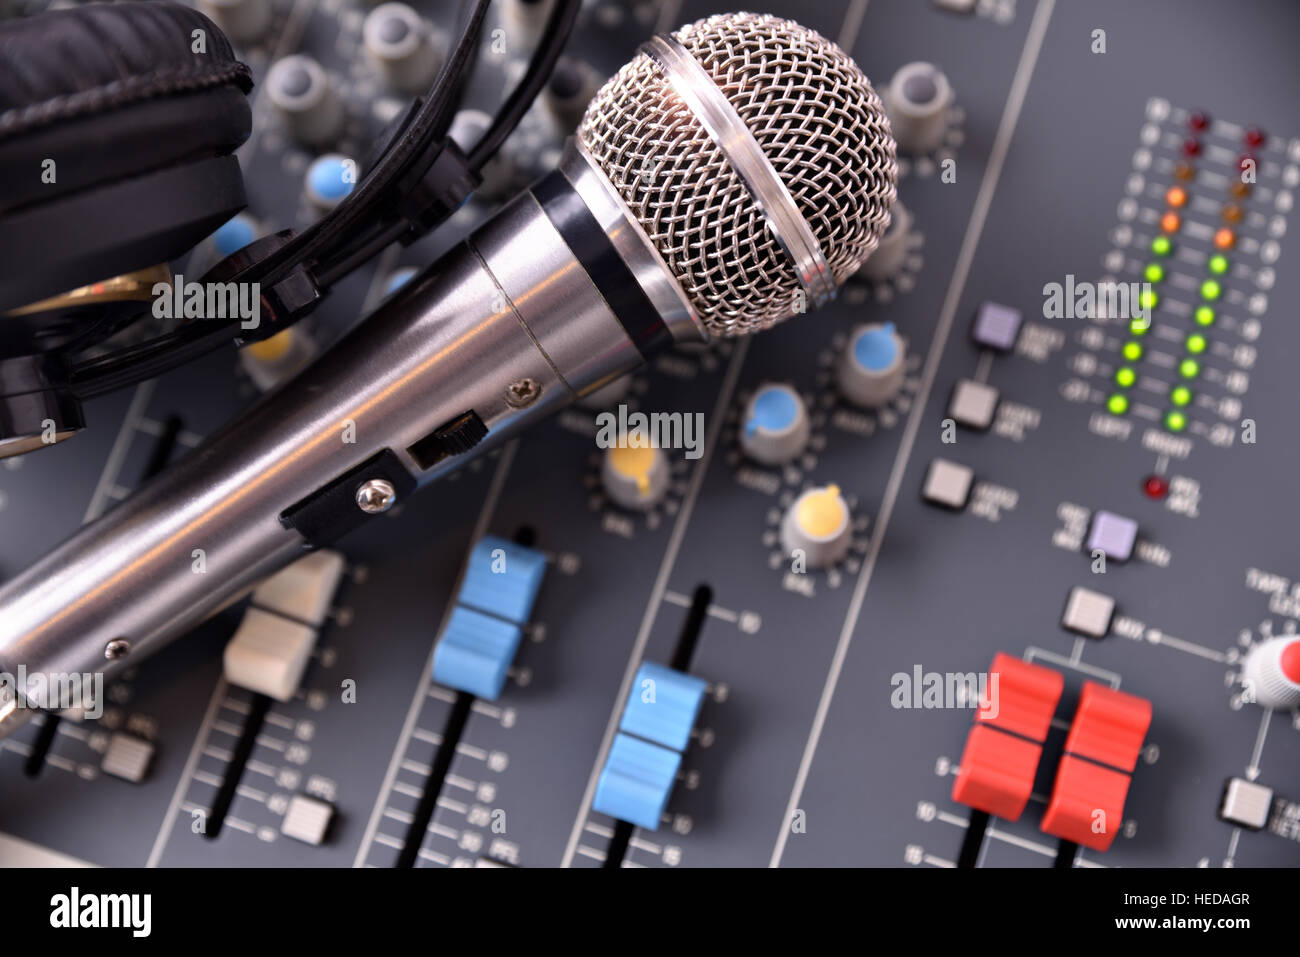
[1243,637,1300,709]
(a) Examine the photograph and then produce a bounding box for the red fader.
[1040,681,1153,852]
[977,652,1065,742]
[952,724,1042,821]
[1063,682,1153,773]
[1040,756,1132,852]
[952,654,1064,821]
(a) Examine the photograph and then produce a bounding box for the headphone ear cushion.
[0,1,254,311]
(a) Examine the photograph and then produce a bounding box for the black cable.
[467,0,581,172]
[244,0,493,289]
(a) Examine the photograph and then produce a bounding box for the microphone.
[0,12,897,736]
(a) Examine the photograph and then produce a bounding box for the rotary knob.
[602,444,669,511]
[838,323,906,408]
[857,201,912,282]
[740,384,810,466]
[780,485,852,569]
[267,55,345,147]
[884,61,953,155]
[1243,636,1300,709]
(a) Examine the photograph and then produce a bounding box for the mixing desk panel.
[0,0,1297,872]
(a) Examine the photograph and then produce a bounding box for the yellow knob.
[608,443,657,494]
[246,329,294,362]
[795,484,847,539]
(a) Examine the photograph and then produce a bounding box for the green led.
[1130,317,1150,336]
[1179,358,1201,379]
[1122,341,1144,361]
[1115,366,1137,388]
[1201,279,1222,300]
[1170,385,1192,407]
[1208,254,1229,275]
[1186,333,1208,354]
[1151,235,1172,256]
[1144,263,1165,283]
[1107,393,1130,415]
[1139,288,1159,311]
[1165,410,1188,432]
[1195,305,1216,326]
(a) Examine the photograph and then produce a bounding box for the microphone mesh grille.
[578,12,897,337]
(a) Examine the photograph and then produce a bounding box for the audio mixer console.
[0,0,1297,876]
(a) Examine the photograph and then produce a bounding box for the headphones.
[0,0,566,455]
[0,2,253,452]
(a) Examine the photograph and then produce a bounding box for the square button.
[948,379,999,431]
[1219,778,1274,830]
[972,302,1023,352]
[281,794,334,845]
[101,732,155,783]
[922,458,974,510]
[1062,586,1115,638]
[1087,510,1138,563]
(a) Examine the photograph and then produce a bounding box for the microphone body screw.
[506,377,542,408]
[355,478,397,514]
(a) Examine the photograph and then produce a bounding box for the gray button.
[948,379,999,431]
[1062,586,1115,638]
[1219,778,1274,830]
[101,732,155,783]
[922,458,973,510]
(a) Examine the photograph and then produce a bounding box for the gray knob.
[268,55,344,147]
[199,0,272,45]
[858,201,912,281]
[885,61,953,154]
[363,3,440,93]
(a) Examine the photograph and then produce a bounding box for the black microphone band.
[530,170,673,359]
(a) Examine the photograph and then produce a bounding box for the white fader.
[223,551,346,702]
[1242,636,1300,709]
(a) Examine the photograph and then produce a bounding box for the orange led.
[1174,162,1195,181]
[1222,204,1243,224]
[1231,181,1252,198]
[1165,186,1187,208]
[1160,211,1181,233]
[1214,228,1235,250]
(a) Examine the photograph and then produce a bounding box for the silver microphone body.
[0,142,701,708]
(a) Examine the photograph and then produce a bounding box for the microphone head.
[578,12,897,338]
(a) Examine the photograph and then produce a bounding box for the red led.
[1182,138,1202,157]
[1143,475,1169,500]
[1188,112,1210,133]
[1244,127,1266,149]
